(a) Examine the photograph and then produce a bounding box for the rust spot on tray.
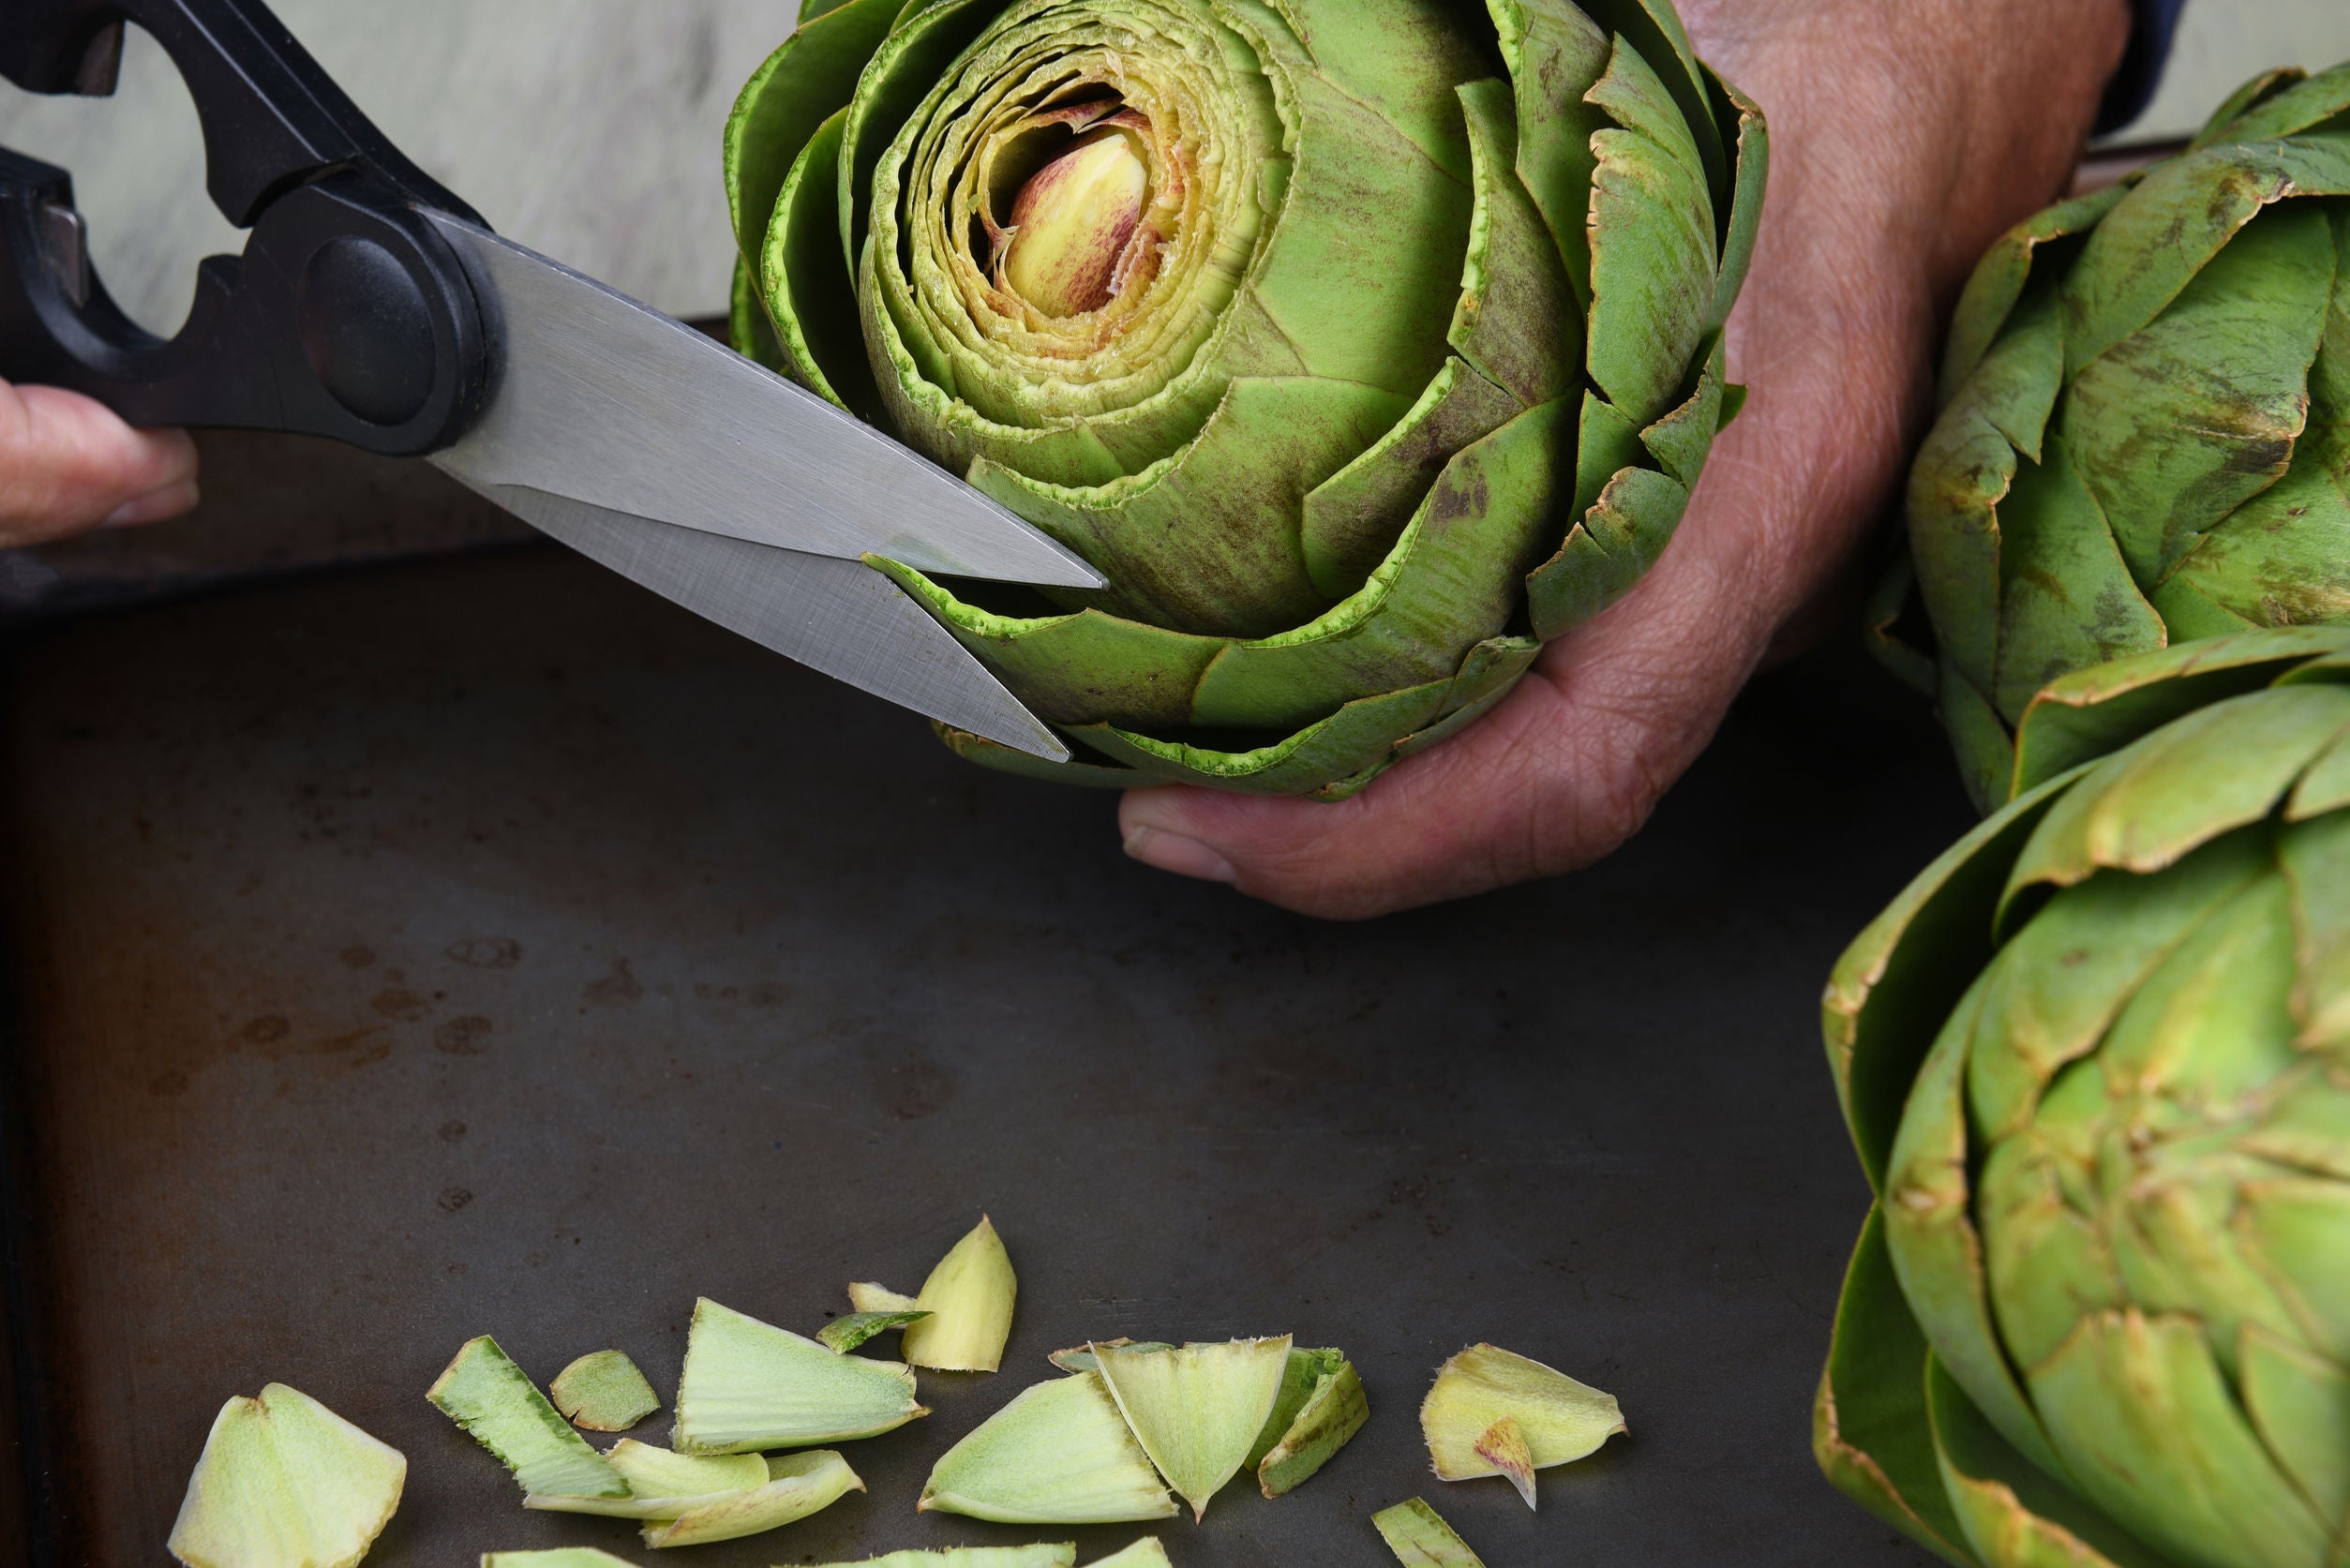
[584,957,642,1005]
[433,1016,493,1054]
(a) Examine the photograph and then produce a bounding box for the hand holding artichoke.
[1819,626,2350,1568]
[726,0,1762,797]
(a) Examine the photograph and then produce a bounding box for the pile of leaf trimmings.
[431,1217,1015,1551]
[921,1335,1370,1524]
[485,1542,1172,1568]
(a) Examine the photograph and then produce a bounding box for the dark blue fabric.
[2099,0,2189,133]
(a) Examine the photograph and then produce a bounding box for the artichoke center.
[999,127,1152,319]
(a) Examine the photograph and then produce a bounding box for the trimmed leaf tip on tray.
[549,1350,660,1432]
[1372,1498,1488,1568]
[427,1337,627,1501]
[671,1296,926,1454]
[1095,1337,1294,1521]
[1421,1342,1625,1508]
[169,1383,406,1568]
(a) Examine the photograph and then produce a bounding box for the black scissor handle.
[0,0,476,224]
[0,0,495,454]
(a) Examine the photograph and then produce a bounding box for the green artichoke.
[1884,63,2350,814]
[1818,624,2350,1568]
[725,0,1763,795]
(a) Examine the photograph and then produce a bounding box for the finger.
[0,382,200,547]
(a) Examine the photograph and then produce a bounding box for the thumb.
[0,381,199,548]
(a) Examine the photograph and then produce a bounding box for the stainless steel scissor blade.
[455,479,1070,762]
[423,212,1104,591]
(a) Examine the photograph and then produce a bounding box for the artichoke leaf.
[900,1214,1018,1372]
[1821,768,2078,1187]
[2063,204,2336,587]
[169,1384,407,1568]
[670,1297,925,1455]
[2189,63,2340,148]
[1999,687,2350,898]
[1485,0,1611,303]
[2028,1310,2329,1568]
[2280,803,2350,1048]
[921,1370,1178,1524]
[1583,36,1717,428]
[1985,431,2163,728]
[802,1550,1073,1568]
[1939,185,2130,410]
[1371,1497,1488,1568]
[528,1440,765,1519]
[969,377,1414,638]
[1420,1343,1624,1485]
[768,109,887,416]
[1447,78,1580,407]
[1923,1357,2177,1568]
[1815,1209,1978,1568]
[483,1553,641,1568]
[1526,463,1689,641]
[2060,136,2350,380]
[724,0,900,259]
[639,1450,864,1549]
[1299,358,1522,601]
[2238,1324,2350,1530]
[1704,66,1768,330]
[1189,396,1572,730]
[1094,1337,1294,1521]
[549,1351,659,1434]
[730,256,786,373]
[848,1281,922,1313]
[1244,1346,1368,1497]
[427,1337,628,1501]
[1075,674,1455,792]
[2010,626,2350,797]
[822,1309,933,1354]
[1881,976,2069,1481]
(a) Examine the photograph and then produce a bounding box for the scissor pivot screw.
[297,234,436,426]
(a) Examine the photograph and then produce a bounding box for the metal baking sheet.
[0,544,1965,1566]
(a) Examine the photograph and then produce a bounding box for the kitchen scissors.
[0,0,1100,759]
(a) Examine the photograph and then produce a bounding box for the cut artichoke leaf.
[1371,1498,1488,1568]
[482,1552,643,1568]
[848,1282,923,1314]
[168,1383,407,1568]
[550,1351,660,1433]
[427,1337,629,1501]
[639,1449,865,1549]
[527,1441,767,1519]
[801,1549,1074,1568]
[1094,1336,1294,1521]
[1421,1343,1626,1485]
[822,1309,934,1354]
[1049,1339,1170,1374]
[670,1297,925,1454]
[1250,1348,1370,1499]
[900,1215,1018,1373]
[1080,1541,1173,1568]
[922,1371,1178,1524]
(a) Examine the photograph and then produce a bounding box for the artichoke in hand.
[1886,62,2350,812]
[1818,625,2350,1568]
[726,0,1764,796]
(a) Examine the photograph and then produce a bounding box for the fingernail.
[1122,824,1239,886]
[104,479,199,527]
